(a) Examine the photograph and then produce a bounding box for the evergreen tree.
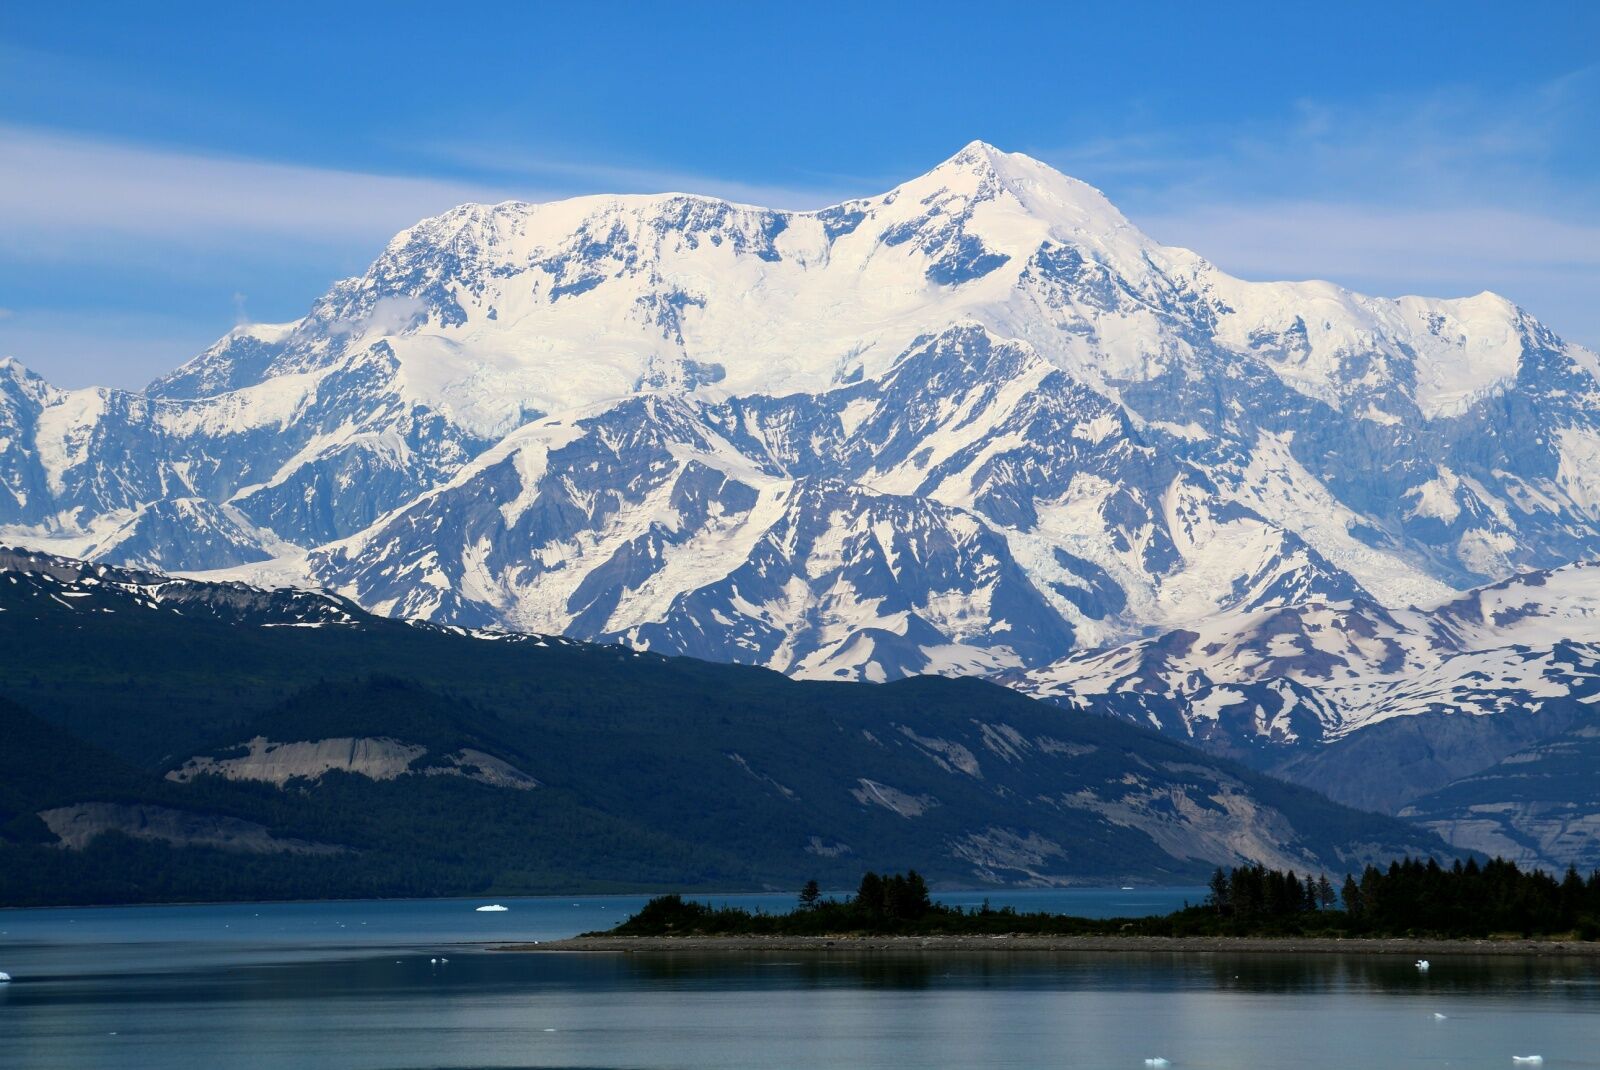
[1207,867,1230,913]
[1341,874,1363,916]
[855,871,885,918]
[1560,867,1585,927]
[799,878,821,909]
[1316,873,1336,911]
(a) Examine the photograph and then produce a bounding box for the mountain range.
[0,547,1453,906]
[2,141,1596,871]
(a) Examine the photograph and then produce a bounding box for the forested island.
[600,859,1600,943]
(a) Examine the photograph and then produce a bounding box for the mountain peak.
[928,139,1051,188]
[945,139,1008,168]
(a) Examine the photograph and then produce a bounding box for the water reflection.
[22,946,1593,1008]
[5,947,1599,1070]
[610,948,1600,998]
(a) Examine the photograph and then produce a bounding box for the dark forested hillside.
[0,550,1463,905]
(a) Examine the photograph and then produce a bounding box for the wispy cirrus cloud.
[0,123,530,252]
[414,140,862,212]
[0,125,538,387]
[1037,67,1600,345]
[0,123,861,262]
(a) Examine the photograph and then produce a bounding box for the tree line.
[1203,857,1600,938]
[610,859,1600,940]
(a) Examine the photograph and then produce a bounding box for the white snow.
[1554,427,1600,517]
[6,139,1596,707]
[1406,469,1463,524]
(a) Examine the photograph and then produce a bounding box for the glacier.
[3,140,1599,818]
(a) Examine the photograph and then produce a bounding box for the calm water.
[3,890,1597,1069]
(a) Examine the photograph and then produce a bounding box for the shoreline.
[504,934,1600,957]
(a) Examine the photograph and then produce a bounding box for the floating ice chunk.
[476,904,509,912]
[1144,1060,1171,1068]
[1512,1058,1543,1065]
[0,971,10,982]
[1433,1013,1448,1020]
[1415,960,1430,971]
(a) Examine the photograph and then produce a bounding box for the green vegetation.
[608,860,1600,940]
[0,562,1460,906]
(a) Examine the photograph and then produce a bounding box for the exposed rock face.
[1059,774,1331,875]
[1400,723,1600,871]
[168,736,428,786]
[168,736,537,790]
[37,803,341,855]
[436,749,539,790]
[850,779,940,818]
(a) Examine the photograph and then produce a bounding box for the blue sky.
[3,0,1598,387]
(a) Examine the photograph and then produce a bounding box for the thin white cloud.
[0,124,531,251]
[417,141,863,211]
[0,123,862,262]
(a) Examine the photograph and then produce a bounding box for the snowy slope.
[1015,561,1600,832]
[2,140,1598,691]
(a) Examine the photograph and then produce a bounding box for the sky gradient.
[3,0,1598,387]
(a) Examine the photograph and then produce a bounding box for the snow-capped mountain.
[1016,562,1600,854]
[1022,561,1600,742]
[3,141,1598,696]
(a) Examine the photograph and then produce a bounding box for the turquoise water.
[3,891,1598,1069]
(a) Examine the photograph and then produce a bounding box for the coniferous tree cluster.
[1204,864,1340,921]
[609,859,1600,940]
[851,870,934,922]
[1202,857,1600,938]
[617,871,945,936]
[1337,857,1600,938]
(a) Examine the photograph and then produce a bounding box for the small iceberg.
[1144,1060,1171,1068]
[475,904,509,912]
[1512,1058,1543,1065]
[1433,1013,1448,1020]
[1416,959,1430,971]
[0,971,10,983]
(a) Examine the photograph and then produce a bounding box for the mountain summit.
[2,142,1596,708]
